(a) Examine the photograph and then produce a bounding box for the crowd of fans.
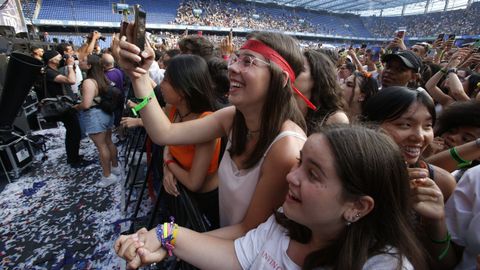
[173,0,480,38]
[174,0,317,33]
[107,26,480,269]
[364,2,480,37]
[18,0,480,268]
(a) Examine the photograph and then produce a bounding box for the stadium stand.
[20,0,480,39]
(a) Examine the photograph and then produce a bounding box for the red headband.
[240,39,317,111]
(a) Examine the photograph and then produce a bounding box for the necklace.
[246,129,260,140]
[177,111,192,122]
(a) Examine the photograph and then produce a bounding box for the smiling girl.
[115,125,427,270]
[114,29,309,240]
[362,86,458,269]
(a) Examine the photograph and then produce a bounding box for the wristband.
[164,159,175,166]
[67,65,74,68]
[155,217,178,256]
[131,90,155,117]
[449,147,472,168]
[430,231,451,261]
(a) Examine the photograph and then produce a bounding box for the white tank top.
[218,130,306,227]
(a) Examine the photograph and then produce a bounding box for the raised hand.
[408,161,445,221]
[220,35,235,57]
[116,22,155,80]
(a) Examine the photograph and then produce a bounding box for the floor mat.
[0,127,147,269]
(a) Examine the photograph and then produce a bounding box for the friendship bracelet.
[131,90,155,117]
[430,231,451,261]
[449,147,472,168]
[155,217,178,256]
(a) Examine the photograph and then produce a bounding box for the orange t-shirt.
[168,106,221,174]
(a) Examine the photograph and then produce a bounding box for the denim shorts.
[79,107,114,135]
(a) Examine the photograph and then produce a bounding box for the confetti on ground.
[0,127,153,269]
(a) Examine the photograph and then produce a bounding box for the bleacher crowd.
[363,2,480,37]
[174,0,317,33]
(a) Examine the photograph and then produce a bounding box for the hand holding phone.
[396,29,406,39]
[370,47,381,62]
[436,33,445,42]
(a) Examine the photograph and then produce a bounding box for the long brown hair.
[86,54,110,95]
[276,125,427,270]
[304,49,345,133]
[229,31,306,169]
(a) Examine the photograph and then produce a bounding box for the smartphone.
[396,29,406,39]
[447,34,456,41]
[371,46,381,62]
[229,28,233,40]
[361,43,367,49]
[133,4,146,51]
[436,33,445,42]
[120,21,128,38]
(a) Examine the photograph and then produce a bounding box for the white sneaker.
[98,174,118,188]
[111,162,124,177]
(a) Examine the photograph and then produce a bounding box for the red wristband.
[164,159,175,166]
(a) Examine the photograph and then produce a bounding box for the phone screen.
[133,5,146,51]
[447,34,456,41]
[436,33,445,41]
[396,30,406,39]
[371,47,381,62]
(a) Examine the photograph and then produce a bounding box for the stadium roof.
[247,0,472,15]
[248,0,425,12]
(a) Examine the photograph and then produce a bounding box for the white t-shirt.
[234,215,414,270]
[148,61,164,85]
[445,165,480,270]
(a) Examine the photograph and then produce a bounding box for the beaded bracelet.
[430,231,451,261]
[155,217,179,256]
[449,147,472,168]
[131,90,155,117]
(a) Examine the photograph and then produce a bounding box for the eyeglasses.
[228,54,270,69]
